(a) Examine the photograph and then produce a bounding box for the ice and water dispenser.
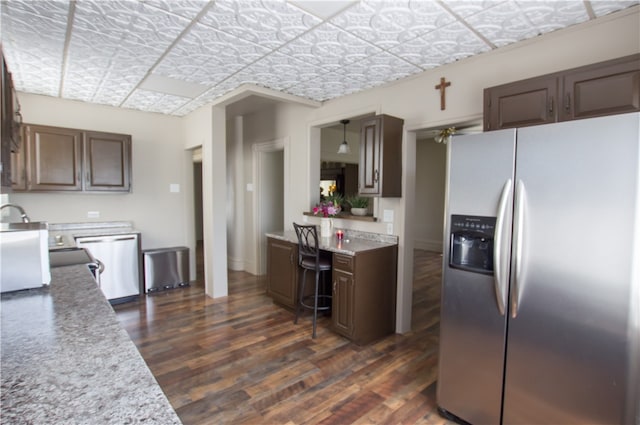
[449,215,496,275]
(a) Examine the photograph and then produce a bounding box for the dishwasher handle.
[88,259,104,287]
[77,235,137,244]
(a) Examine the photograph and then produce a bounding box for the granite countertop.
[0,265,181,424]
[48,221,140,249]
[266,229,398,255]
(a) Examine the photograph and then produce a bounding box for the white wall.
[9,93,197,278]
[219,8,639,332]
[239,101,315,275]
[226,116,244,271]
[9,8,638,329]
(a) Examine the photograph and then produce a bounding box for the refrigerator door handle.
[493,179,512,316]
[511,180,527,318]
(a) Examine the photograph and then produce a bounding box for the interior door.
[502,113,640,424]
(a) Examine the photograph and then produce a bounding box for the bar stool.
[293,223,332,338]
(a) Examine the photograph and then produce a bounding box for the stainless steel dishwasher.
[76,233,142,304]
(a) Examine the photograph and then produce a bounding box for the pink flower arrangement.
[313,200,341,218]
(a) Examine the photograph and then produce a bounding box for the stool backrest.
[293,223,320,265]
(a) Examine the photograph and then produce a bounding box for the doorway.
[414,137,447,252]
[410,122,482,328]
[192,150,204,283]
[254,139,286,275]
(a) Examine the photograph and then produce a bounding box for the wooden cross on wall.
[435,77,451,110]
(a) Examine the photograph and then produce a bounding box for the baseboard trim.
[227,256,244,271]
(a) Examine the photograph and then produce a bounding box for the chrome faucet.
[0,204,31,223]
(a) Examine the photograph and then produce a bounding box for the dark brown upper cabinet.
[359,114,403,197]
[484,54,640,131]
[16,124,132,193]
[1,51,22,192]
[84,131,132,192]
[10,128,26,190]
[560,55,640,121]
[26,124,83,191]
[484,75,558,130]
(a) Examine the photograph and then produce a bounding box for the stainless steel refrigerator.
[437,112,639,425]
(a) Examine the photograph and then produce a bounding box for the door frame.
[253,137,289,275]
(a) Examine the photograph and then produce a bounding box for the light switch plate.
[386,223,393,234]
[170,184,180,193]
[383,209,394,223]
[246,183,254,192]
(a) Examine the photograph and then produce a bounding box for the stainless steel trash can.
[142,246,190,292]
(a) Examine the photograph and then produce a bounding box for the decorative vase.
[320,217,332,238]
[351,208,368,216]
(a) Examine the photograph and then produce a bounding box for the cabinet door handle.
[564,93,571,112]
[374,169,379,183]
[333,280,336,293]
[548,96,554,113]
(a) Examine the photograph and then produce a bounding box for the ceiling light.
[435,127,456,144]
[337,119,350,154]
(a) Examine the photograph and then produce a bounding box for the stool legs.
[312,268,319,338]
[294,268,307,325]
[294,267,330,339]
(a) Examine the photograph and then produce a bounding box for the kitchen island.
[266,229,398,255]
[0,265,181,424]
[266,229,398,344]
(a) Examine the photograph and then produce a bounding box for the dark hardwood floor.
[113,247,453,424]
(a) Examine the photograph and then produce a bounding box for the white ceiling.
[1,0,637,116]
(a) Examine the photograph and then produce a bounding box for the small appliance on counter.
[1,221,51,293]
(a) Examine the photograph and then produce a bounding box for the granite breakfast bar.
[266,229,399,344]
[0,265,181,424]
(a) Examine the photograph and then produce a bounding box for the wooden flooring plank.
[114,248,457,425]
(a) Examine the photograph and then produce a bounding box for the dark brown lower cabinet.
[266,237,398,345]
[266,238,298,309]
[332,247,397,345]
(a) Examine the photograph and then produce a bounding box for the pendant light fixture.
[337,119,350,154]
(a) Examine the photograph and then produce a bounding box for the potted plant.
[347,196,369,216]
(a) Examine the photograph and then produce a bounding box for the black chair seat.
[300,257,331,271]
[293,223,333,338]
